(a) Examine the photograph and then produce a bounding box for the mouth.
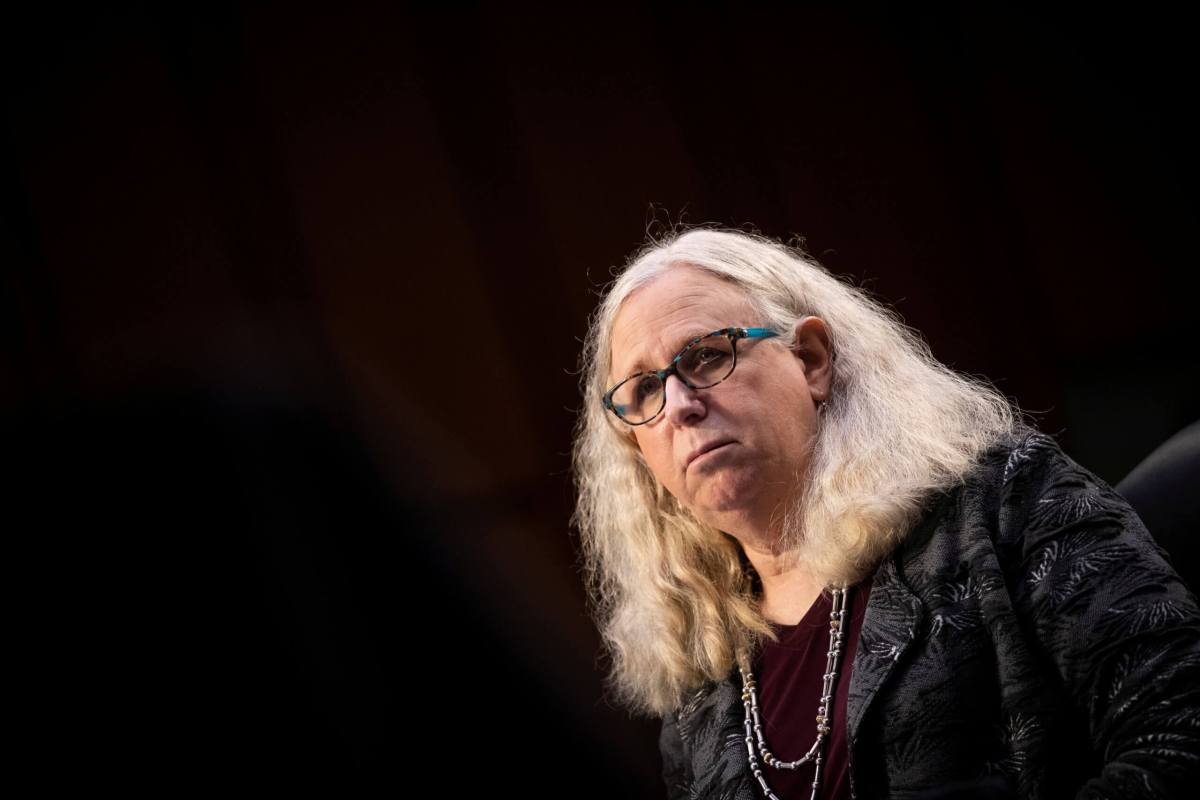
[686,439,735,469]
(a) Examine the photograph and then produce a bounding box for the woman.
[572,228,1200,799]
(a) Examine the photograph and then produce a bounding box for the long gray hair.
[572,228,1017,717]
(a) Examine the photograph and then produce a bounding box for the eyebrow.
[619,328,714,378]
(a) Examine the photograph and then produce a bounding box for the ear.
[790,316,833,402]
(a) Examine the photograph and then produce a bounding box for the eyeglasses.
[603,327,779,425]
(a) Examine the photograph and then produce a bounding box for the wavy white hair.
[572,228,1018,717]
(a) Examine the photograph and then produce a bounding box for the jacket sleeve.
[1005,433,1200,799]
[660,710,691,800]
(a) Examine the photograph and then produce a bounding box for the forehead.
[609,265,757,378]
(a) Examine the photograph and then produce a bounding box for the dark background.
[4,3,1197,794]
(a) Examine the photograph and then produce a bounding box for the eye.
[634,375,660,402]
[683,346,730,372]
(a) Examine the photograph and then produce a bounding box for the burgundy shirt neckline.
[749,575,873,799]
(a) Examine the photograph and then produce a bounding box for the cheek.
[634,436,677,489]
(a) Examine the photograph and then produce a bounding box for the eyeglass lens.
[611,334,736,423]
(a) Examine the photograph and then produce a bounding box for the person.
[571,228,1200,799]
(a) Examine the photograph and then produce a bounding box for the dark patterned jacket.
[659,428,1200,799]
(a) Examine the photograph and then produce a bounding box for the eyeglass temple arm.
[741,327,779,340]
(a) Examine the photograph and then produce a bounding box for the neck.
[742,542,823,626]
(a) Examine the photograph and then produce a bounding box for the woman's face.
[608,264,832,543]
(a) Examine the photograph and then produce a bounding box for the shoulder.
[954,425,1121,539]
[946,426,1190,608]
[896,425,1144,574]
[967,424,1070,496]
[978,427,1154,557]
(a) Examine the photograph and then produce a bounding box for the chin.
[694,496,756,526]
[696,477,758,509]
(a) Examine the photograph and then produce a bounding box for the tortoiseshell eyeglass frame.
[603,326,780,426]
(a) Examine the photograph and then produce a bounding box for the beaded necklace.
[740,584,851,800]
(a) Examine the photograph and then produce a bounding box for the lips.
[685,439,735,469]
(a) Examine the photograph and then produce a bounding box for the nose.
[662,373,706,426]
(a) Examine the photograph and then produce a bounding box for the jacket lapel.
[846,556,925,745]
[845,499,945,797]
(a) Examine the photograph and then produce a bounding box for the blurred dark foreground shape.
[9,381,643,796]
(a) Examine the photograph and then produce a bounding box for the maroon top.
[750,575,873,799]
